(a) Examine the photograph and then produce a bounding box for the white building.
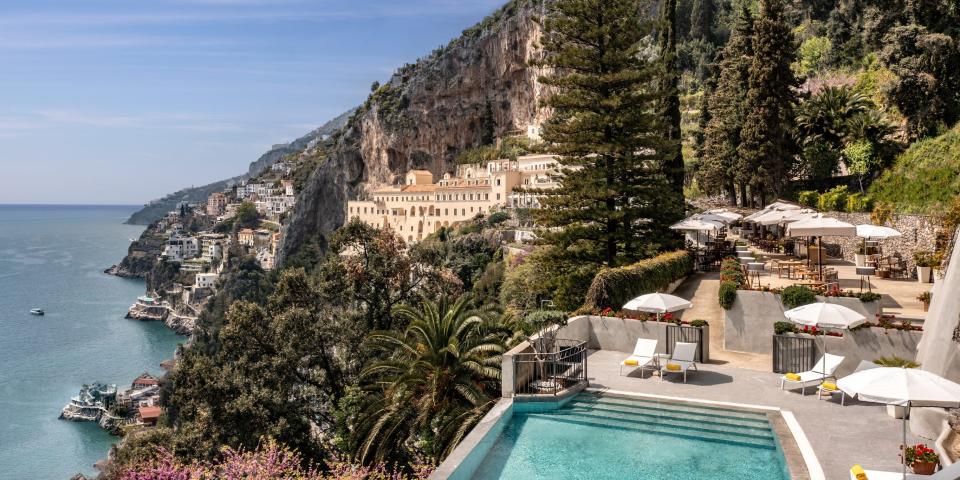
[194,273,217,289]
[162,235,200,262]
[346,154,561,244]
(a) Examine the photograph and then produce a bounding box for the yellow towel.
[850,464,868,480]
[623,359,639,366]
[821,382,838,391]
[665,363,681,371]
[784,373,801,381]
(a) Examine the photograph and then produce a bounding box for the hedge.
[798,190,819,208]
[583,250,693,310]
[719,281,738,310]
[781,285,818,309]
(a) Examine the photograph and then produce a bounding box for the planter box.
[918,266,932,284]
[855,254,868,267]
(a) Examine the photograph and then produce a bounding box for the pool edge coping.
[429,397,513,480]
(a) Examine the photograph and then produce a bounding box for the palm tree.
[351,297,506,464]
[795,85,874,148]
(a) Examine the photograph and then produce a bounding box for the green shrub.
[817,185,849,212]
[869,124,960,214]
[523,310,568,336]
[858,292,882,303]
[486,211,510,227]
[798,190,820,208]
[689,319,709,328]
[914,251,938,268]
[719,257,745,287]
[873,356,920,368]
[846,193,873,212]
[781,285,818,309]
[774,321,799,335]
[583,251,693,310]
[719,281,738,310]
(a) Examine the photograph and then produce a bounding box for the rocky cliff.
[124,110,353,225]
[280,0,549,262]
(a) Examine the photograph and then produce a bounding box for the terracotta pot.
[923,302,930,312]
[912,461,937,475]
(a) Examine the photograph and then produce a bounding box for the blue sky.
[0,0,505,205]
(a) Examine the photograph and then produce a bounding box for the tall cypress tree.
[658,0,686,201]
[737,0,798,204]
[689,0,715,43]
[699,2,753,205]
[535,0,682,268]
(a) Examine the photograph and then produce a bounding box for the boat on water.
[30,308,44,315]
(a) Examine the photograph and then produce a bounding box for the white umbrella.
[706,209,742,223]
[784,302,866,382]
[744,202,802,222]
[623,293,693,321]
[784,302,867,330]
[670,218,723,231]
[693,213,734,225]
[755,208,817,226]
[856,224,902,240]
[786,215,857,278]
[838,368,960,479]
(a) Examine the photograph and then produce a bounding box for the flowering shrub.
[903,443,939,465]
[119,440,433,480]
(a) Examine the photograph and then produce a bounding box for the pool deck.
[587,349,921,480]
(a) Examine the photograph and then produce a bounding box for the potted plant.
[914,251,936,284]
[903,443,939,475]
[917,291,932,312]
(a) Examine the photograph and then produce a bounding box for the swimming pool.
[471,392,791,480]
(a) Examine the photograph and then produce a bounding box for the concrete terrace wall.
[724,290,882,355]
[821,329,922,377]
[916,229,960,382]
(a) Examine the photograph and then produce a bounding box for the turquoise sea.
[0,205,184,479]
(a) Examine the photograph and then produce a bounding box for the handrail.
[512,339,587,396]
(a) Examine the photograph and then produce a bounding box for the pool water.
[473,393,791,480]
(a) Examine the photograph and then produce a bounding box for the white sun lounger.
[851,460,960,480]
[780,353,845,395]
[660,342,698,383]
[620,338,658,377]
[819,360,880,405]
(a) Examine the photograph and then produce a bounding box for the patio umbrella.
[786,215,857,280]
[856,225,903,240]
[754,208,817,226]
[706,209,742,223]
[837,367,960,479]
[744,202,802,223]
[694,213,735,225]
[784,302,866,381]
[622,293,693,321]
[671,218,723,248]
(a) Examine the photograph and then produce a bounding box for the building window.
[496,194,501,200]
[496,178,501,186]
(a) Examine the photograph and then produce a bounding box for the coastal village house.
[347,154,560,243]
[206,192,227,216]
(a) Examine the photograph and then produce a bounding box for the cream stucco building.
[347,154,560,243]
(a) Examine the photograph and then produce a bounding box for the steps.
[521,393,778,450]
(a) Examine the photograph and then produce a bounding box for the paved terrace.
[586,349,920,480]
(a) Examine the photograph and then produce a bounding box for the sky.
[0,0,506,205]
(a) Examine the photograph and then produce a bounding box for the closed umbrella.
[622,293,693,321]
[838,368,960,479]
[784,302,866,381]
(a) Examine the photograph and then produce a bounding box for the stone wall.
[826,212,937,275]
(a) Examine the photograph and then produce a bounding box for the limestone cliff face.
[281,0,549,262]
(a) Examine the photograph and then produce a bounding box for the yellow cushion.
[821,382,838,391]
[665,363,681,371]
[850,464,867,480]
[784,373,801,381]
[623,359,639,366]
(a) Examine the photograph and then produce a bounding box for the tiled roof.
[402,185,437,192]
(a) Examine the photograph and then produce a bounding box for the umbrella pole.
[819,236,824,282]
[902,405,908,480]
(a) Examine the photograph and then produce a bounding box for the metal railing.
[513,339,587,396]
[772,334,818,374]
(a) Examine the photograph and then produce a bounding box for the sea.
[0,205,184,479]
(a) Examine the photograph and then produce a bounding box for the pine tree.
[737,0,798,205]
[658,0,686,200]
[534,0,682,269]
[699,2,753,205]
[689,0,715,43]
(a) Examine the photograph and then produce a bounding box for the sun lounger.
[660,342,698,383]
[780,353,845,395]
[620,338,658,377]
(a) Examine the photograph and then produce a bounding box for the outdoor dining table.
[778,260,804,279]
